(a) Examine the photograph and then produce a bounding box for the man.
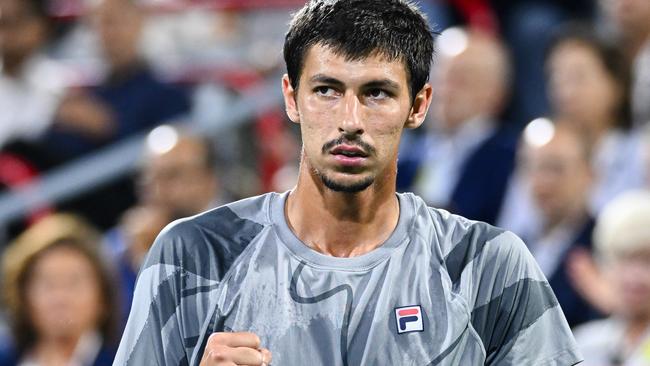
[138,128,222,220]
[45,0,190,161]
[106,128,219,320]
[114,1,581,365]
[398,29,517,225]
[0,0,69,148]
[608,0,650,126]
[518,123,601,327]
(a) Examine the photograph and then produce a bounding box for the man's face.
[283,44,430,193]
[431,37,506,132]
[92,0,142,69]
[611,0,650,36]
[0,0,47,64]
[522,130,591,224]
[432,55,486,131]
[139,140,217,218]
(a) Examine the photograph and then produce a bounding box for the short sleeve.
[112,221,218,366]
[467,230,583,365]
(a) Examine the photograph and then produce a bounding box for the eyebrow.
[309,74,345,88]
[308,74,401,91]
[363,79,401,92]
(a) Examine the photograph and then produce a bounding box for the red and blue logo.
[394,305,424,334]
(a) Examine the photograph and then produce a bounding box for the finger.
[260,348,272,365]
[204,345,261,366]
[207,332,261,349]
[228,347,265,365]
[201,348,236,366]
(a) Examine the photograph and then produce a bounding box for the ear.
[405,83,433,129]
[282,74,300,124]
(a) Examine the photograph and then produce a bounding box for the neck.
[1,55,27,77]
[624,316,650,346]
[622,31,650,61]
[286,157,399,258]
[542,205,587,234]
[32,334,80,364]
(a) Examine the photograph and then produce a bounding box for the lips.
[329,145,369,167]
[330,145,368,158]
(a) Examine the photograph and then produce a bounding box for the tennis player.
[114,1,582,365]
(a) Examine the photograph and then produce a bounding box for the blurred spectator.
[572,190,650,365]
[602,0,650,127]
[546,25,646,214]
[44,0,191,162]
[498,24,645,237]
[518,123,601,327]
[138,127,222,220]
[426,0,596,125]
[104,126,222,323]
[33,0,193,232]
[104,204,171,325]
[495,0,596,125]
[398,29,516,224]
[0,214,119,365]
[0,0,70,148]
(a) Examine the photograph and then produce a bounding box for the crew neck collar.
[270,191,414,271]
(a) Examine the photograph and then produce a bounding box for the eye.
[314,86,337,97]
[366,88,389,100]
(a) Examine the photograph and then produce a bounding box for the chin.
[320,174,374,193]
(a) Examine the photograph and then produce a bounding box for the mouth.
[330,145,369,158]
[329,145,369,167]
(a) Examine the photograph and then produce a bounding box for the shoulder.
[142,193,275,280]
[161,192,272,242]
[410,194,513,263]
[408,193,537,290]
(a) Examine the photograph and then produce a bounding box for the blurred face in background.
[121,205,170,269]
[0,0,47,67]
[610,0,650,37]
[522,127,592,228]
[25,245,104,342]
[606,247,650,320]
[547,41,622,131]
[92,0,143,70]
[140,138,218,219]
[431,34,507,132]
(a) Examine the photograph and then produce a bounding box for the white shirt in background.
[0,54,71,148]
[574,317,650,366]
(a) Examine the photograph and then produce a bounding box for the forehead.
[526,132,583,162]
[300,44,409,87]
[550,41,600,66]
[0,0,32,18]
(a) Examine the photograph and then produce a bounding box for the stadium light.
[524,117,555,148]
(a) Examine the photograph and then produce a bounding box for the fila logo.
[395,305,424,334]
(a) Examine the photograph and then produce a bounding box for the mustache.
[321,136,376,155]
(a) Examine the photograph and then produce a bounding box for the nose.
[338,92,364,137]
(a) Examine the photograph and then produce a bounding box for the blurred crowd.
[0,0,649,365]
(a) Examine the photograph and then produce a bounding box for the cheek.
[68,280,104,327]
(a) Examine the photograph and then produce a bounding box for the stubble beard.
[314,167,375,193]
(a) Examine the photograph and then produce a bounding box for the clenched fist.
[199,332,272,366]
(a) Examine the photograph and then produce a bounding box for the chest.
[209,259,484,366]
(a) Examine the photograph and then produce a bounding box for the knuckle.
[251,334,261,347]
[210,346,228,361]
[207,332,227,346]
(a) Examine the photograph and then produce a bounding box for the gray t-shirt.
[114,192,582,366]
